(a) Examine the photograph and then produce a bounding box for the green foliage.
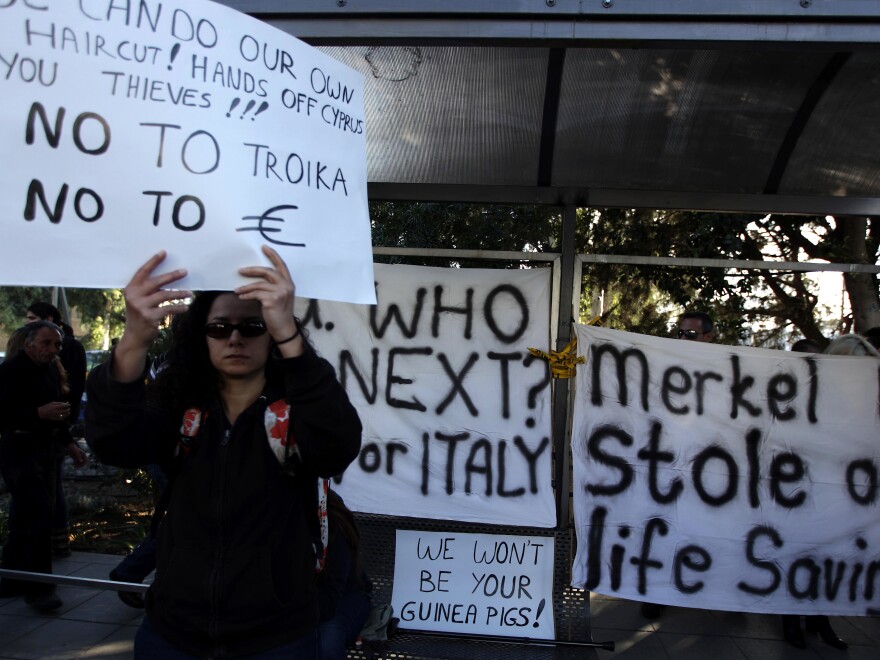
[0,287,125,349]
[576,209,880,346]
[584,283,674,338]
[149,324,175,362]
[123,468,159,500]
[68,288,126,349]
[370,201,560,268]
[64,471,156,554]
[370,202,878,348]
[70,507,152,554]
[0,286,51,332]
[577,209,757,343]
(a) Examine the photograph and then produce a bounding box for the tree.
[0,286,50,332]
[67,288,126,348]
[0,287,125,350]
[370,201,560,266]
[754,214,880,334]
[579,210,880,347]
[371,202,879,348]
[577,208,756,344]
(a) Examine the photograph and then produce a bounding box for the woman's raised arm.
[113,251,189,383]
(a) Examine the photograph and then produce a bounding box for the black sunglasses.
[205,320,268,339]
[678,329,704,340]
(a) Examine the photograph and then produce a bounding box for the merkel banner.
[0,0,375,304]
[571,324,880,616]
[298,263,556,527]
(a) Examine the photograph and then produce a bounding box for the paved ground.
[589,592,880,660]
[0,552,877,659]
[0,552,142,660]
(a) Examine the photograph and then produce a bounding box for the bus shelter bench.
[346,514,614,659]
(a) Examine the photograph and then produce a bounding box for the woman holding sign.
[86,246,362,658]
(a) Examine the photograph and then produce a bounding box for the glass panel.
[320,46,547,185]
[554,49,830,193]
[781,51,880,196]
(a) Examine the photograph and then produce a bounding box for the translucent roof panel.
[553,49,832,194]
[781,50,880,197]
[319,47,548,186]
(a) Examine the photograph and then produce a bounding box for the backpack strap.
[264,399,294,464]
[315,478,329,572]
[177,407,207,457]
[264,399,329,573]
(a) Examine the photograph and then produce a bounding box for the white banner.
[299,263,556,528]
[392,530,556,639]
[0,0,375,304]
[571,324,880,616]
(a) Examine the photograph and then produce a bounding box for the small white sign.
[391,529,556,639]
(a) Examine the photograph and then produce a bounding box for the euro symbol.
[237,205,306,247]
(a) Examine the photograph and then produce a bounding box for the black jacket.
[86,347,362,657]
[58,328,86,422]
[0,350,67,440]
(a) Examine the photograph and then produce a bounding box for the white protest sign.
[297,263,556,527]
[392,530,556,638]
[571,324,880,616]
[0,0,375,304]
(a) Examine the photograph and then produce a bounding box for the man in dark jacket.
[25,302,86,423]
[0,322,74,611]
[25,302,87,558]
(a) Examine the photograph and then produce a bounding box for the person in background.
[641,310,715,621]
[824,333,880,357]
[0,322,87,612]
[777,336,853,650]
[108,463,168,609]
[318,490,372,660]
[107,343,175,609]
[862,326,880,350]
[6,328,38,366]
[5,327,87,473]
[676,310,715,343]
[86,247,362,658]
[790,338,822,353]
[25,302,87,558]
[25,303,86,424]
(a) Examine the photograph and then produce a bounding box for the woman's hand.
[122,251,189,347]
[38,401,70,421]
[237,245,303,358]
[114,251,189,382]
[67,442,88,468]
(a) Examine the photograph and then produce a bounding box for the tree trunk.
[841,217,880,333]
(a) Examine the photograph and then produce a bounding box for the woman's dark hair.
[6,326,29,356]
[27,302,62,323]
[147,291,306,414]
[26,303,75,336]
[791,338,822,353]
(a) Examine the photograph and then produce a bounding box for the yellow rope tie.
[527,336,585,379]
